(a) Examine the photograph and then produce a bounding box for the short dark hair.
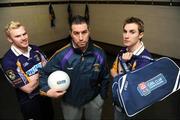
[70,15,89,31]
[123,17,144,33]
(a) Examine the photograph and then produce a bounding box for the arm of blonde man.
[20,73,39,94]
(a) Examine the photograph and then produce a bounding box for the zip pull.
[81,54,84,61]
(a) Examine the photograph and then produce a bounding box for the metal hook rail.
[0,1,179,7]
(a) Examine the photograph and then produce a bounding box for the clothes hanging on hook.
[84,3,89,24]
[49,3,56,27]
[67,3,72,25]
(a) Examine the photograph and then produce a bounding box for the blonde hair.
[5,21,23,37]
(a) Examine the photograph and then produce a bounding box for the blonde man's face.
[8,26,29,51]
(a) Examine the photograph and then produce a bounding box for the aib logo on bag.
[137,73,167,96]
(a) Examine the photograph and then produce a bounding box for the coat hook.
[151,0,153,5]
[170,0,173,6]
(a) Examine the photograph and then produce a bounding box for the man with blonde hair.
[2,21,54,120]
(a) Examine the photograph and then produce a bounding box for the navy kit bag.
[112,57,180,117]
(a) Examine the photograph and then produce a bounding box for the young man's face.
[70,23,90,51]
[122,23,143,49]
[8,26,29,52]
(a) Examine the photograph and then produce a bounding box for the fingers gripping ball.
[48,70,70,91]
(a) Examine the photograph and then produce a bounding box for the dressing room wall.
[0,3,69,58]
[0,1,180,59]
[72,3,180,59]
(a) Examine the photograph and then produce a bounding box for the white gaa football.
[48,70,70,91]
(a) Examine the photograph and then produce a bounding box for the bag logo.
[137,73,167,96]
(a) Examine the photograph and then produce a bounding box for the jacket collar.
[71,38,93,54]
[11,45,32,58]
[121,41,145,56]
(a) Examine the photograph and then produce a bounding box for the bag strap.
[119,57,130,73]
[119,55,154,74]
